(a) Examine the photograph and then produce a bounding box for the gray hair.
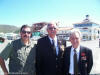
[47,22,58,29]
[69,28,82,38]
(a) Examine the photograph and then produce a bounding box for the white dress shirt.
[69,46,80,74]
[48,36,59,55]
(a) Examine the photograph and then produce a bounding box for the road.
[0,39,100,74]
[81,39,100,74]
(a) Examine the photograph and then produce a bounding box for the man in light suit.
[63,29,93,75]
[36,22,63,75]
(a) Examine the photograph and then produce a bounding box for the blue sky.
[0,0,100,27]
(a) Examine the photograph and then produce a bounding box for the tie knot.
[52,39,54,43]
[74,49,76,53]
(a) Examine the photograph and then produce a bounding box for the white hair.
[70,28,82,38]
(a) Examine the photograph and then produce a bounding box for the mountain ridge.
[0,25,19,33]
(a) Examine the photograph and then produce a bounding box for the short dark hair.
[20,25,31,32]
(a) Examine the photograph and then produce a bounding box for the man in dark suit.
[36,22,63,75]
[63,29,93,75]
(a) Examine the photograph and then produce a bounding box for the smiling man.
[36,22,63,75]
[0,25,36,75]
[63,29,93,75]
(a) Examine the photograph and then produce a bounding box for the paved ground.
[0,39,100,74]
[81,39,100,74]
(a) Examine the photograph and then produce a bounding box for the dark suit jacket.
[36,36,63,75]
[63,46,93,75]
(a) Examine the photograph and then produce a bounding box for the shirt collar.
[21,39,31,46]
[48,36,57,41]
[72,45,80,53]
[48,36,57,45]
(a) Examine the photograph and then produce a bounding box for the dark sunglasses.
[48,27,56,30]
[21,30,31,34]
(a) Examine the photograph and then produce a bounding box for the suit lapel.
[57,44,62,57]
[65,46,71,67]
[68,46,71,64]
[46,36,53,48]
[46,36,63,56]
[79,46,86,62]
[56,40,63,56]
[78,46,88,74]
[46,36,57,55]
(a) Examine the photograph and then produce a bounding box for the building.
[32,22,73,40]
[73,15,100,40]
[32,22,48,37]
[32,22,73,48]
[57,27,73,40]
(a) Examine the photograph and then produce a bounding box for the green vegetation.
[0,25,20,33]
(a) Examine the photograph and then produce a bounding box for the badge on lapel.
[58,40,64,51]
[81,52,86,61]
[81,52,87,67]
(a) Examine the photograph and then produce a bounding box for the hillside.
[0,25,20,33]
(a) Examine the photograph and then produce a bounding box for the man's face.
[70,32,81,48]
[47,24,58,38]
[20,27,31,41]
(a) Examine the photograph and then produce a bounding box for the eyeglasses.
[48,27,56,30]
[21,30,31,34]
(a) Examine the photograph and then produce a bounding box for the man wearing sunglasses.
[36,22,63,75]
[0,25,36,75]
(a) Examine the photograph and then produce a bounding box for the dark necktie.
[52,40,56,55]
[74,49,78,75]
